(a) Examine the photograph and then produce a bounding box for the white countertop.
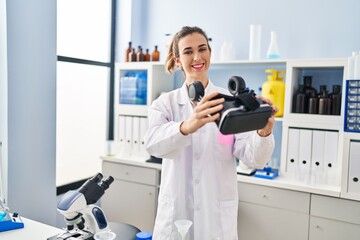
[0,217,61,240]
[102,156,341,197]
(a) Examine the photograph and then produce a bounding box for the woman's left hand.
[256,96,279,137]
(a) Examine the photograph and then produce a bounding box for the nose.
[193,52,202,61]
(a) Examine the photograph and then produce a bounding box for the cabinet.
[101,160,160,232]
[237,182,309,240]
[309,194,360,240]
[280,58,346,193]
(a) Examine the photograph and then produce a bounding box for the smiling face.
[174,32,211,87]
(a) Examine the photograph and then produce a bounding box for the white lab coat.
[144,81,275,240]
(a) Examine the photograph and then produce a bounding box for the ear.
[174,56,182,67]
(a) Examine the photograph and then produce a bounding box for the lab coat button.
[195,179,200,184]
[195,205,200,211]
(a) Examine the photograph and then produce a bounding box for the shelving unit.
[102,58,360,237]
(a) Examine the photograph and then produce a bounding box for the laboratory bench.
[101,156,360,240]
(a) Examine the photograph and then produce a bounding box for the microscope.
[48,173,114,240]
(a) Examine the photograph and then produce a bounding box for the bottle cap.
[136,232,152,240]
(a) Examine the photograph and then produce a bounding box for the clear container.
[93,231,116,240]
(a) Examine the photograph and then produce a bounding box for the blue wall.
[130,0,360,61]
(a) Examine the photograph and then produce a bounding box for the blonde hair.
[165,26,211,74]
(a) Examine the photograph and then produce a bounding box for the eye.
[184,50,193,55]
[199,47,207,52]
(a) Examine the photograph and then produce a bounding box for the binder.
[286,128,300,175]
[125,116,133,155]
[298,129,312,183]
[349,141,360,194]
[324,131,339,185]
[118,115,126,154]
[132,117,140,154]
[139,117,149,156]
[311,130,325,184]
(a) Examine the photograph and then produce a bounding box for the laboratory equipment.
[261,69,285,117]
[175,219,192,240]
[266,31,280,59]
[0,141,24,232]
[189,76,272,134]
[93,231,116,240]
[249,24,261,60]
[48,173,114,240]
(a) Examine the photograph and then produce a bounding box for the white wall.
[6,0,57,225]
[129,0,360,61]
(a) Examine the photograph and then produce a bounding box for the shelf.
[284,113,343,130]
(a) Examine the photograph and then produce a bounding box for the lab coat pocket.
[220,199,238,240]
[153,193,175,239]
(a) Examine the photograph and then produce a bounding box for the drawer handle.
[315,225,321,229]
[125,172,129,175]
[262,194,267,198]
[148,192,152,196]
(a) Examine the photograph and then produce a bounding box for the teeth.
[192,64,204,68]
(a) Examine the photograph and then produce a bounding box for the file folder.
[349,141,360,194]
[298,129,312,183]
[311,130,325,184]
[286,128,300,175]
[324,131,339,185]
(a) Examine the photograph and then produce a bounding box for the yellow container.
[261,69,286,117]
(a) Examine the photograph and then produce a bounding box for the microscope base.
[47,229,94,240]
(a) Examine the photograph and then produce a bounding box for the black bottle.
[330,85,341,115]
[293,84,308,113]
[308,91,318,114]
[318,85,332,115]
[303,76,317,98]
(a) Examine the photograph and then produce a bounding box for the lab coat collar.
[178,80,216,105]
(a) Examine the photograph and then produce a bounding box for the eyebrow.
[182,44,207,52]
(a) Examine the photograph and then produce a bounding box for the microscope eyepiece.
[90,173,103,183]
[99,176,114,191]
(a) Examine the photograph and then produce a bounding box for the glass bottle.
[152,45,160,61]
[266,31,280,59]
[330,85,341,115]
[125,41,132,62]
[308,91,318,114]
[293,84,308,113]
[144,49,151,61]
[303,76,317,97]
[318,85,332,115]
[136,46,144,62]
[128,48,136,62]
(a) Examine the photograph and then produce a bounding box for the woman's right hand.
[180,92,225,135]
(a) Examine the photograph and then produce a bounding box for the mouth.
[191,63,205,71]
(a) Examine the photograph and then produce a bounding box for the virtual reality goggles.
[188,76,273,135]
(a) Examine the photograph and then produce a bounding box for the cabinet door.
[309,216,360,240]
[101,179,157,232]
[238,201,308,240]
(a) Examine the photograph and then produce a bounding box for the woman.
[144,26,278,240]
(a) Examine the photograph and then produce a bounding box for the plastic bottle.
[266,31,280,59]
[347,51,357,79]
[152,45,160,61]
[354,51,360,79]
[125,41,132,62]
[293,85,308,113]
[261,69,285,117]
[330,85,341,115]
